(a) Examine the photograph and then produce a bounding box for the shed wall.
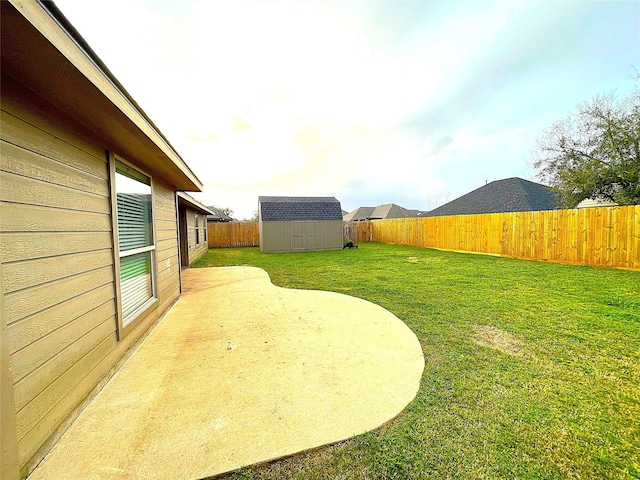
[260,220,343,253]
[1,76,181,476]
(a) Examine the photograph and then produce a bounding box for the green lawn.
[193,243,640,480]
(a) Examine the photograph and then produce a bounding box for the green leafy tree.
[533,83,639,208]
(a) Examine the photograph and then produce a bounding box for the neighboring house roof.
[343,207,376,222]
[425,177,559,217]
[259,196,343,221]
[1,1,202,191]
[177,192,214,215]
[206,206,234,222]
[344,204,418,221]
[371,203,417,219]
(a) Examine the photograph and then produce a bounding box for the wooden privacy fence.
[207,221,259,248]
[347,205,640,269]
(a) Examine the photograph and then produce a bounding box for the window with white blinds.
[195,212,199,245]
[114,160,155,326]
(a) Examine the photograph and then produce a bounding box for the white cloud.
[55,0,639,220]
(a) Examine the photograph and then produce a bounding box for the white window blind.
[119,252,152,318]
[115,160,155,326]
[117,193,152,250]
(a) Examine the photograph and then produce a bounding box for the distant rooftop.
[206,206,234,222]
[343,203,419,221]
[425,177,559,217]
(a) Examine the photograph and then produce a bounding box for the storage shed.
[258,196,343,253]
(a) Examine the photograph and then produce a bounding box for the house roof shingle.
[426,177,559,217]
[259,196,343,221]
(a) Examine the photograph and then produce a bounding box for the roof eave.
[4,0,203,191]
[177,192,214,215]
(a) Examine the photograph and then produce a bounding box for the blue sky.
[55,0,639,219]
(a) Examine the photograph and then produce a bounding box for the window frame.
[109,152,158,340]
[195,212,200,245]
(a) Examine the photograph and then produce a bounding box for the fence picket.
[207,221,259,248]
[345,206,639,269]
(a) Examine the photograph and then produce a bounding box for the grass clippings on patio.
[193,243,640,480]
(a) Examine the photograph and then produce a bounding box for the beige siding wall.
[258,207,264,250]
[260,220,343,253]
[185,209,208,265]
[261,221,292,252]
[1,78,180,476]
[153,184,180,311]
[316,220,343,250]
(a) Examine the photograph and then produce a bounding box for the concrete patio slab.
[28,266,424,480]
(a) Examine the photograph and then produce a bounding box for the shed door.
[291,221,317,250]
[292,221,304,250]
[304,221,317,249]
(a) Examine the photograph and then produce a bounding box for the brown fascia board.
[3,0,203,191]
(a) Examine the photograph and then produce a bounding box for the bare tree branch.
[533,83,640,207]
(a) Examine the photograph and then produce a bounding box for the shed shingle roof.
[259,196,343,221]
[426,177,559,217]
